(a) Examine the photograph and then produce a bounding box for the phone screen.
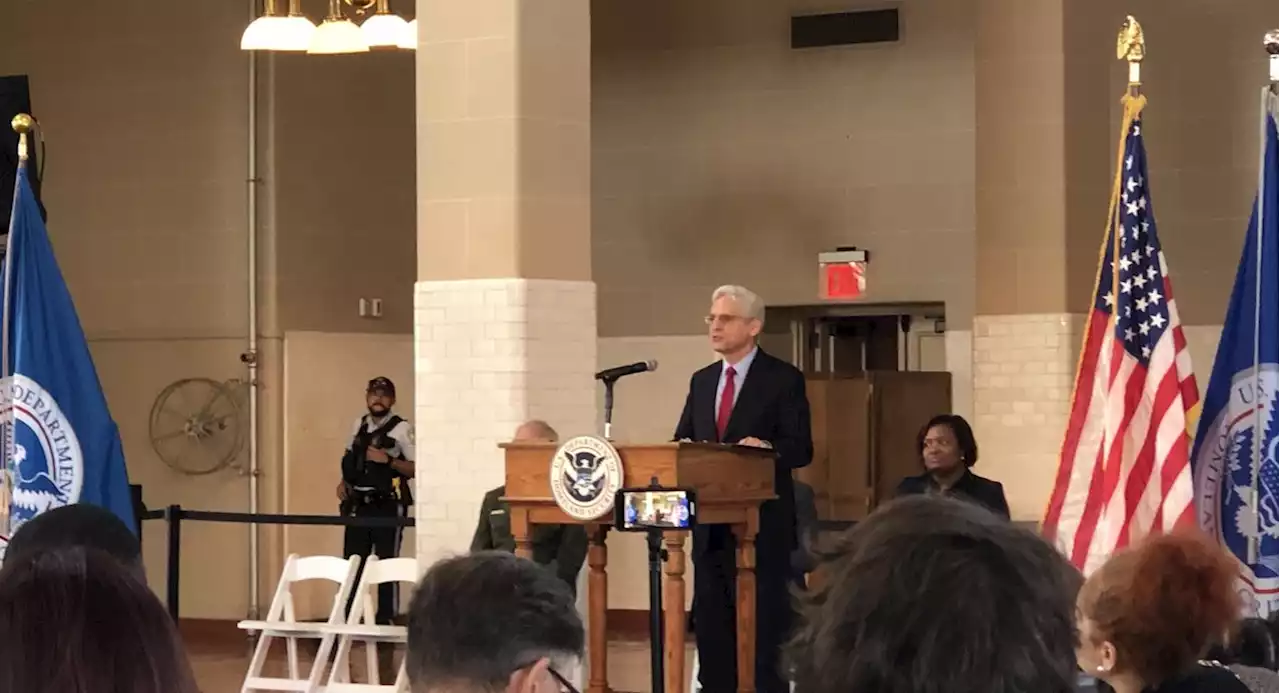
[620,489,693,530]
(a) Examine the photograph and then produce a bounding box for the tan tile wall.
[1099,0,1273,324]
[972,313,1226,522]
[971,314,1082,521]
[280,331,416,619]
[596,335,711,609]
[592,0,978,335]
[271,52,417,333]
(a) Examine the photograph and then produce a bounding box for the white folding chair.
[326,555,419,692]
[238,554,361,693]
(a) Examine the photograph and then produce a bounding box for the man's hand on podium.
[737,437,773,449]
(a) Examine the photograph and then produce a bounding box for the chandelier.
[241,0,416,54]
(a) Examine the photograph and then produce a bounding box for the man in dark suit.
[674,285,813,693]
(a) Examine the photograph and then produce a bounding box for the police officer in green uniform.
[469,420,587,592]
[336,376,415,624]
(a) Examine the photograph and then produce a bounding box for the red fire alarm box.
[818,249,868,300]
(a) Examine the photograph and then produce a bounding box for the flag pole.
[1111,16,1146,367]
[2,114,31,541]
[1088,16,1147,558]
[1247,32,1278,565]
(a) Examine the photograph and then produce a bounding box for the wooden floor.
[187,638,694,693]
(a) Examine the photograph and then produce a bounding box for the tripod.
[645,526,667,693]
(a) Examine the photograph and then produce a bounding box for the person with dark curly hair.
[790,495,1083,693]
[895,414,1010,519]
[1076,531,1252,693]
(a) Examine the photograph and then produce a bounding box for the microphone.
[594,360,658,381]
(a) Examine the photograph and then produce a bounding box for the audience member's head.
[917,413,979,473]
[407,551,584,693]
[4,503,143,581]
[791,495,1083,693]
[1077,531,1242,690]
[513,420,558,443]
[0,546,198,693]
[1208,617,1279,670]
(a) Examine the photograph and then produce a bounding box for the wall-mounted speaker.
[791,8,900,49]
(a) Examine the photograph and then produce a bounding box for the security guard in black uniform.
[336,376,415,626]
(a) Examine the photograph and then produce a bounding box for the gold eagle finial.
[1117,16,1145,63]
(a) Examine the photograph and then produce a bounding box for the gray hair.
[407,552,584,692]
[711,285,765,322]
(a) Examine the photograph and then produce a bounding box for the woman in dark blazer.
[895,414,1010,519]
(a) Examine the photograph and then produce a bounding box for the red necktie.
[716,366,736,442]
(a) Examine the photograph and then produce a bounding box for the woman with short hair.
[1076,531,1252,693]
[895,413,1010,519]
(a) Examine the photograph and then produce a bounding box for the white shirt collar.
[722,346,759,374]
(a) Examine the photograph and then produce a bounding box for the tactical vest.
[341,415,408,501]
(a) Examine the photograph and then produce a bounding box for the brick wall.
[971,313,1085,520]
[412,279,597,566]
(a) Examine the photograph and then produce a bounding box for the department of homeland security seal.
[550,435,623,521]
[0,375,84,537]
[1193,364,1279,617]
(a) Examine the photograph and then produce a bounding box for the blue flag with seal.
[1191,111,1279,618]
[0,161,135,553]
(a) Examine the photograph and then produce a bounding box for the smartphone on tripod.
[614,487,697,531]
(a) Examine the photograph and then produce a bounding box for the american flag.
[1042,117,1200,574]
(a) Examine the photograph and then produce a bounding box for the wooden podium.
[500,441,777,693]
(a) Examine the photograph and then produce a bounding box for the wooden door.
[800,376,872,521]
[868,371,953,508]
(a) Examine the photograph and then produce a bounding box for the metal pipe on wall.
[245,0,262,620]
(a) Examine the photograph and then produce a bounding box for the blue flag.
[1191,112,1279,618]
[0,163,135,550]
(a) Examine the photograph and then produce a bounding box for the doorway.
[764,303,952,522]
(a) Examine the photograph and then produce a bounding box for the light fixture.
[241,0,315,51]
[308,0,369,54]
[396,18,417,50]
[275,0,318,52]
[360,0,409,49]
[240,0,288,50]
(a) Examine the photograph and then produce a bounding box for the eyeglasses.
[704,314,749,326]
[547,666,579,693]
[512,661,580,693]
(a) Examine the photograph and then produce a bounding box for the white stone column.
[412,0,593,567]
[413,279,596,564]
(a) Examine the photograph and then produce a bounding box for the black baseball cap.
[367,377,396,397]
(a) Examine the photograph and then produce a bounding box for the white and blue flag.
[1191,112,1279,617]
[1,160,135,552]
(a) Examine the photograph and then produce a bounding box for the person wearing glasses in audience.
[406,552,584,693]
[896,413,1010,519]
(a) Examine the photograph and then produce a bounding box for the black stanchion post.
[164,504,182,622]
